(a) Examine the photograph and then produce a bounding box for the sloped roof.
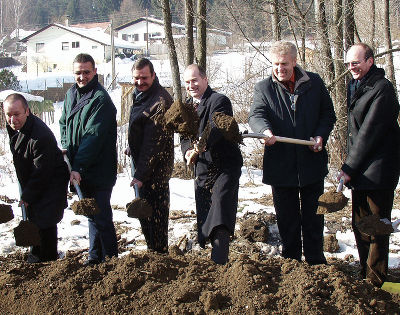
[20,24,139,49]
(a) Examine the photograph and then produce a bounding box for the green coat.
[60,75,117,190]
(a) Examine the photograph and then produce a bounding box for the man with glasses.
[338,43,400,287]
[249,41,336,265]
[60,53,118,265]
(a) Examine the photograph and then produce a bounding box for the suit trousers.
[272,180,326,265]
[352,189,394,287]
[31,225,58,262]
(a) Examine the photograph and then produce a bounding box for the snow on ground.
[1,50,400,269]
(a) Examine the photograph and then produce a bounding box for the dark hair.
[186,64,207,78]
[73,53,96,68]
[354,43,375,62]
[4,93,29,109]
[132,58,154,74]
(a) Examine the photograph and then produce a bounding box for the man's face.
[3,99,29,131]
[345,46,373,80]
[132,65,155,92]
[183,67,208,99]
[73,61,97,88]
[271,53,296,82]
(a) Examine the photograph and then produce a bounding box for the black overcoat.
[342,65,400,190]
[7,113,69,229]
[248,66,336,187]
[181,86,243,245]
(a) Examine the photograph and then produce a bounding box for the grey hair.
[269,41,297,59]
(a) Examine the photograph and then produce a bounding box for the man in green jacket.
[60,53,118,265]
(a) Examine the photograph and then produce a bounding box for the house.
[115,17,232,55]
[20,23,140,75]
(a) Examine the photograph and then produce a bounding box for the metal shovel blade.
[13,201,40,247]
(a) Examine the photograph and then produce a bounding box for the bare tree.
[344,0,355,49]
[185,0,194,66]
[161,0,182,102]
[369,0,376,50]
[270,0,281,41]
[383,0,397,90]
[196,0,207,70]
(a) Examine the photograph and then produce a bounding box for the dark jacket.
[128,76,174,183]
[181,86,243,188]
[342,65,400,190]
[7,113,69,229]
[60,74,117,190]
[249,66,336,187]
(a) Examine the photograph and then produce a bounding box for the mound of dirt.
[317,190,349,214]
[356,214,394,236]
[0,247,399,314]
[70,198,100,216]
[0,204,14,223]
[13,221,40,247]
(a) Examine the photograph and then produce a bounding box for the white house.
[20,23,139,75]
[115,17,232,54]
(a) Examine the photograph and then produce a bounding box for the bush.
[0,69,20,91]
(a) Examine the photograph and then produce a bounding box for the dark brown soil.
[164,100,199,139]
[356,214,394,236]
[239,214,272,243]
[126,198,153,219]
[0,246,399,314]
[212,111,243,144]
[70,198,100,216]
[13,220,40,247]
[324,234,340,253]
[171,161,194,179]
[317,189,349,214]
[0,204,14,223]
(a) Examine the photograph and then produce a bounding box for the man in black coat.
[182,64,243,264]
[338,43,400,286]
[126,58,174,253]
[3,93,69,262]
[249,41,336,265]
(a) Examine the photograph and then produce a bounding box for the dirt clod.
[240,216,270,242]
[13,220,40,246]
[317,189,349,214]
[70,198,100,216]
[324,233,340,253]
[0,204,14,223]
[212,112,243,144]
[126,198,153,219]
[164,100,199,139]
[356,214,394,236]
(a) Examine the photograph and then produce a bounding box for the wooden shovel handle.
[242,133,316,146]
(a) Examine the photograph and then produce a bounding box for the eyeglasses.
[345,57,369,68]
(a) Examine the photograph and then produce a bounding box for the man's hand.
[309,136,323,152]
[124,146,131,156]
[18,200,28,207]
[185,148,199,166]
[337,170,351,184]
[130,177,143,188]
[262,129,276,146]
[70,171,81,186]
[61,149,67,155]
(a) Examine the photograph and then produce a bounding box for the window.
[134,34,139,41]
[92,45,98,49]
[35,43,44,53]
[72,41,80,48]
[122,34,128,41]
[62,42,69,50]
[53,64,57,69]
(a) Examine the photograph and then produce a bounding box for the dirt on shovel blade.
[14,220,40,246]
[356,214,394,236]
[126,198,153,219]
[317,190,349,214]
[71,198,100,216]
[0,204,14,223]
[164,100,199,139]
[212,112,242,143]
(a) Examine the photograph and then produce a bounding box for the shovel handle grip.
[242,133,316,146]
[337,177,344,193]
[130,158,140,198]
[63,154,84,200]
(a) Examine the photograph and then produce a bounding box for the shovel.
[126,159,153,219]
[13,182,40,247]
[241,132,316,146]
[317,177,349,214]
[63,155,100,216]
[356,214,400,236]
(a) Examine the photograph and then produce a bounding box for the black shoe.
[83,259,100,266]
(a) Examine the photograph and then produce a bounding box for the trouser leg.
[272,186,302,261]
[31,225,58,262]
[194,185,212,248]
[352,189,393,286]
[300,180,326,265]
[210,225,230,265]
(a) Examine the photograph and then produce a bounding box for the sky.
[0,50,400,268]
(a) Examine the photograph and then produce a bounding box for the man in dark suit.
[339,43,400,286]
[182,64,243,264]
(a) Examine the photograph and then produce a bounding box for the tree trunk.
[196,0,207,70]
[384,0,397,91]
[161,0,182,102]
[369,0,376,50]
[344,0,355,50]
[185,0,195,66]
[270,0,281,41]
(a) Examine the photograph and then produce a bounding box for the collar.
[76,74,99,95]
[133,76,161,103]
